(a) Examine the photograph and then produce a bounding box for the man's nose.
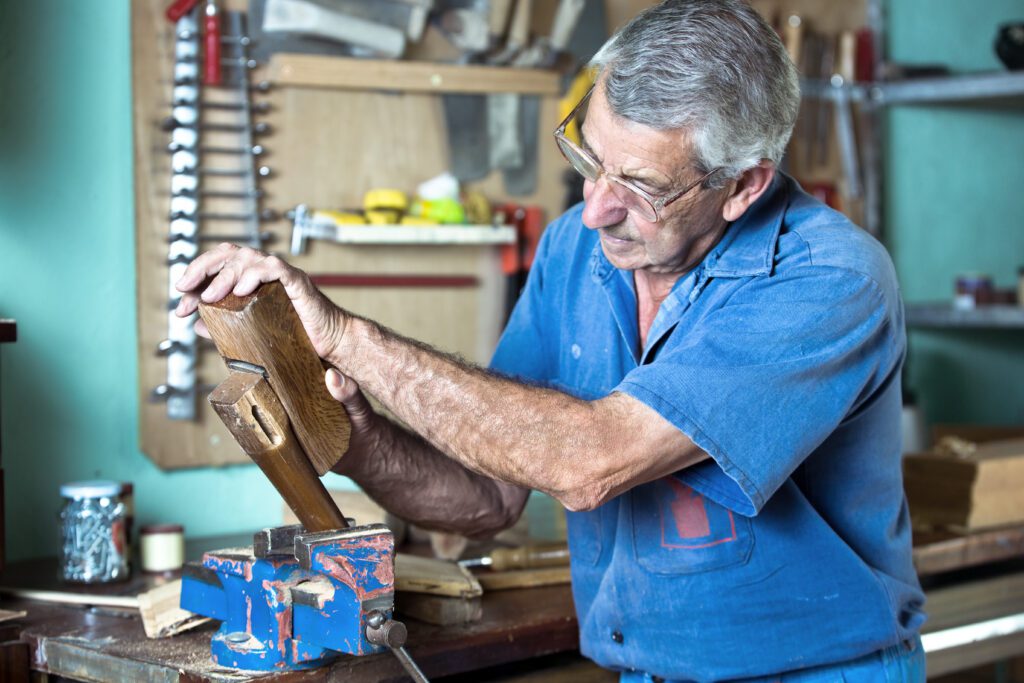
[581,177,628,229]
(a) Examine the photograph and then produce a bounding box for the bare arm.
[175,245,708,516]
[324,370,529,538]
[329,315,707,512]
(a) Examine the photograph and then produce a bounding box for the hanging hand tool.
[203,0,222,85]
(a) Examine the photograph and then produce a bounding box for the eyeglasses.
[553,86,720,223]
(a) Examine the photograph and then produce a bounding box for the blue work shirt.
[489,173,926,682]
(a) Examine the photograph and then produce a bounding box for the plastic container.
[59,480,128,583]
[140,523,185,574]
[954,273,994,310]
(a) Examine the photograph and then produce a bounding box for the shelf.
[304,223,516,246]
[905,303,1024,329]
[269,54,560,95]
[877,71,1024,105]
[801,71,1024,107]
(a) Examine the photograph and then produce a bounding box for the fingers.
[193,318,211,339]
[173,245,296,317]
[325,369,375,427]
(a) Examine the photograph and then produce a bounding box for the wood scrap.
[395,554,483,598]
[396,593,483,626]
[474,566,572,592]
[0,609,26,623]
[137,579,210,639]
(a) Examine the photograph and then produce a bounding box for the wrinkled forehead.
[580,80,697,174]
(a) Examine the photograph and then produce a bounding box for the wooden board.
[270,55,560,95]
[394,554,483,599]
[914,524,1024,577]
[475,566,572,592]
[132,0,565,469]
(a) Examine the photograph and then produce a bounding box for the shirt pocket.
[630,476,754,575]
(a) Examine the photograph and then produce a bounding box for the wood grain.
[199,281,351,475]
[208,370,348,532]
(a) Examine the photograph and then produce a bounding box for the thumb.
[324,368,375,426]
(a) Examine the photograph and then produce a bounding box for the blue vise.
[181,522,399,671]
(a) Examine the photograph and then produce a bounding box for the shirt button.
[611,630,624,644]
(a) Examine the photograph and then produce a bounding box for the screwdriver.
[458,543,569,571]
[203,0,222,86]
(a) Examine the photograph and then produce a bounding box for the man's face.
[579,84,729,279]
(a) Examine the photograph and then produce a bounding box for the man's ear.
[721,161,776,222]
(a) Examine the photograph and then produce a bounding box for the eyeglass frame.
[553,86,722,223]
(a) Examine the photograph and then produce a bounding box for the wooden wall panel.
[133,0,565,469]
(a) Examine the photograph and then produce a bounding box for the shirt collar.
[589,172,790,283]
[702,171,789,278]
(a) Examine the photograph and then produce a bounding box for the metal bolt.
[225,632,250,643]
[366,610,385,629]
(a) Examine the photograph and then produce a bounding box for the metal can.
[59,480,128,583]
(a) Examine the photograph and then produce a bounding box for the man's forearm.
[333,417,528,538]
[331,317,641,511]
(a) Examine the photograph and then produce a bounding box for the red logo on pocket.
[660,478,737,549]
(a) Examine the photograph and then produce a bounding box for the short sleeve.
[617,267,900,516]
[489,226,556,383]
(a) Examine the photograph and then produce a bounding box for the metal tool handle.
[366,611,430,683]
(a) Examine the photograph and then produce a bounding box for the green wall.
[1,0,1021,561]
[885,0,1024,427]
[0,0,306,562]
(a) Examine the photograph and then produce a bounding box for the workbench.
[1,528,1023,681]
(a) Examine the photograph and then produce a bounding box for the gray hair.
[590,0,800,186]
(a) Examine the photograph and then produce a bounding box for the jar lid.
[140,523,184,535]
[60,480,122,499]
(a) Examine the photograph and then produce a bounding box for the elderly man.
[176,0,925,680]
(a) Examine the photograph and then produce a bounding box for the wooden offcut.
[137,580,209,639]
[199,281,351,475]
[904,437,1024,531]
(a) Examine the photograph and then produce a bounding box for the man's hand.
[323,368,386,476]
[174,243,347,363]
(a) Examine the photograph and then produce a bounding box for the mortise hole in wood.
[251,405,280,445]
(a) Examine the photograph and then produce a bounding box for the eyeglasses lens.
[556,138,659,222]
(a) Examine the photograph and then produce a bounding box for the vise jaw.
[181,522,397,671]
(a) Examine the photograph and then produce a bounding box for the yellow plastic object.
[365,209,402,225]
[559,67,597,145]
[363,188,409,212]
[410,198,466,224]
[400,216,440,226]
[312,209,367,225]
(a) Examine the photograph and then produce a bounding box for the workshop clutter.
[904,427,1024,532]
[58,481,130,583]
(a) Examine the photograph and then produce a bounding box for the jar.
[954,273,994,310]
[59,480,128,583]
[140,523,185,574]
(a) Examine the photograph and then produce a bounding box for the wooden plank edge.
[269,54,561,96]
[0,587,139,609]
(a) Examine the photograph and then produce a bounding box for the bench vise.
[181,523,414,671]
[182,282,427,679]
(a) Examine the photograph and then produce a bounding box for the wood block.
[137,579,210,639]
[475,567,572,592]
[397,593,483,626]
[198,281,351,475]
[395,554,483,599]
[905,437,1024,531]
